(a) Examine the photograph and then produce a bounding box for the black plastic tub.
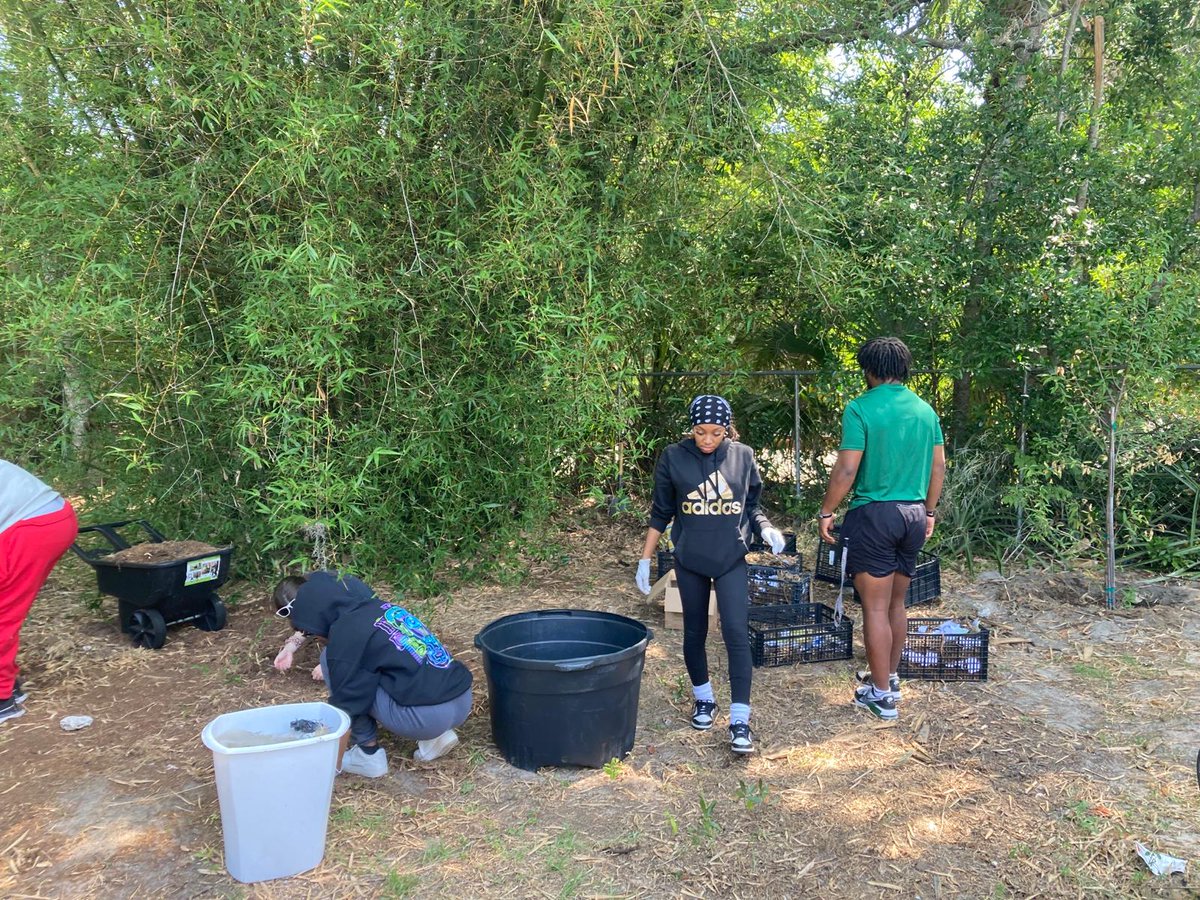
[474,610,653,771]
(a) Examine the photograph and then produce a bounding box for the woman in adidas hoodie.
[635,396,786,754]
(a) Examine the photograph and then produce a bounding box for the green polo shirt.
[839,383,944,509]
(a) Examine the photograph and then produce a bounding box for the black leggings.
[675,559,752,705]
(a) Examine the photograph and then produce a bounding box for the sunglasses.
[275,598,296,618]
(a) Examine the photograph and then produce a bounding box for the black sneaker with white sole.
[690,699,718,731]
[0,697,25,725]
[12,678,28,705]
[853,684,898,720]
[729,722,755,754]
[855,670,900,702]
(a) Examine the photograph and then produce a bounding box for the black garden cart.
[70,520,232,650]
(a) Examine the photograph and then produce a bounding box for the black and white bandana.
[689,395,732,428]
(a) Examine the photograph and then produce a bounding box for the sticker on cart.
[185,556,222,585]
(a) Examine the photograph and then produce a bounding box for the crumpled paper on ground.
[1134,842,1187,877]
[60,715,94,731]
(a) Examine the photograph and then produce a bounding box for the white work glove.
[312,663,325,682]
[273,647,294,672]
[635,558,652,595]
[761,527,787,555]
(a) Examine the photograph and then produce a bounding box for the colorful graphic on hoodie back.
[374,604,452,667]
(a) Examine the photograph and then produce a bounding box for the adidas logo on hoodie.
[680,470,743,516]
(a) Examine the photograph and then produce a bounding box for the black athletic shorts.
[841,501,927,578]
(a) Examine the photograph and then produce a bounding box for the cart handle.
[69,520,168,563]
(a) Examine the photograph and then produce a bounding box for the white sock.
[729,703,750,725]
[692,681,715,703]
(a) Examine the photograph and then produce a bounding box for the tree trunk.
[951,0,1050,447]
[1075,16,1105,211]
[62,354,89,455]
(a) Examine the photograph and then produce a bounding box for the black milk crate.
[748,603,853,668]
[747,566,812,606]
[746,549,804,570]
[813,528,843,584]
[898,618,989,681]
[656,549,675,582]
[814,527,941,607]
[852,552,942,608]
[749,530,798,554]
[658,549,805,585]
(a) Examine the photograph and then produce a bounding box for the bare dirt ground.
[2,506,1199,899]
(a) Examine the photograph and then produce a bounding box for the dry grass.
[1,507,1198,898]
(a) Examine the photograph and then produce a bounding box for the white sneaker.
[339,744,388,777]
[414,729,459,763]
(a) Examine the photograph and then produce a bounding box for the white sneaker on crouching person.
[414,729,459,763]
[340,744,389,778]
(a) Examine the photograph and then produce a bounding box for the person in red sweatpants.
[0,460,79,723]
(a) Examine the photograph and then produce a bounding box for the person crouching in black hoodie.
[634,395,787,755]
[272,571,473,778]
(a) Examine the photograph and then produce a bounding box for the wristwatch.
[817,512,833,520]
[926,509,937,518]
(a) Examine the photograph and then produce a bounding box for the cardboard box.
[661,571,719,631]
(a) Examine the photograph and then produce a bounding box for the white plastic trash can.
[201,701,350,883]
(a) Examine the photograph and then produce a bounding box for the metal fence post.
[793,374,802,498]
[1016,366,1029,543]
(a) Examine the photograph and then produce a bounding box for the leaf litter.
[1,506,1197,897]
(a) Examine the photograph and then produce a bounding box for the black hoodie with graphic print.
[288,572,472,732]
[648,438,775,578]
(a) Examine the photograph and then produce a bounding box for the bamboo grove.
[1,1,1197,581]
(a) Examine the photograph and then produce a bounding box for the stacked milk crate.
[657,532,854,668]
[811,530,988,681]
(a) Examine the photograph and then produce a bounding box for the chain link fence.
[623,366,1200,580]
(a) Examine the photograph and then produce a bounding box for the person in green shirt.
[817,338,946,720]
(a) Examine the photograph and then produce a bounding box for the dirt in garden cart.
[3,505,1200,898]
[102,540,222,564]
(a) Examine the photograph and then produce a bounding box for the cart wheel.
[129,609,167,650]
[196,596,227,632]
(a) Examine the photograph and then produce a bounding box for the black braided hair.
[857,337,912,382]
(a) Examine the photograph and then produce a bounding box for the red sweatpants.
[0,503,78,698]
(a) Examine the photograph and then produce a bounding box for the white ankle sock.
[692,681,715,703]
[729,703,750,725]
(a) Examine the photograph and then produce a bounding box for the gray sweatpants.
[321,649,473,746]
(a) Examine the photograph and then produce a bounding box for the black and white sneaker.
[0,697,25,725]
[729,722,755,754]
[690,699,718,731]
[853,684,898,720]
[855,670,900,703]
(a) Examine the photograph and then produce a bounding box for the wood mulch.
[2,501,1198,898]
[102,541,223,565]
